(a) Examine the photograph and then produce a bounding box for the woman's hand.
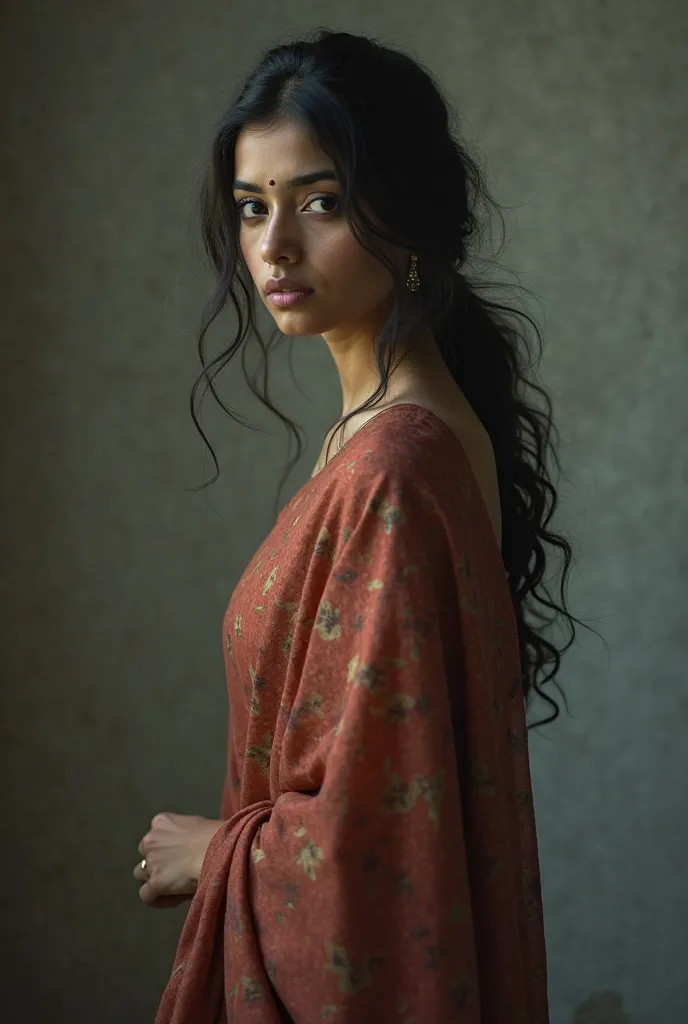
[134,812,225,908]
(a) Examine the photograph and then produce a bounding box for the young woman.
[136,28,593,1023]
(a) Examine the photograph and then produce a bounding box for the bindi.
[269,179,275,186]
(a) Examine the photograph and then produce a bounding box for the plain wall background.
[2,2,686,1021]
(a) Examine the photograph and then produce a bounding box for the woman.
[136,28,591,1023]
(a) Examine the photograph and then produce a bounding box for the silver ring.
[140,858,147,872]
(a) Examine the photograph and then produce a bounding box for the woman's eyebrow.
[232,169,339,194]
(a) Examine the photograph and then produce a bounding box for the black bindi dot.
[269,179,275,186]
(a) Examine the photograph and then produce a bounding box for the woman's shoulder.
[303,405,468,543]
[334,400,501,548]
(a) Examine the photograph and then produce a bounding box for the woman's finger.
[133,860,150,882]
[138,879,162,906]
[138,881,189,909]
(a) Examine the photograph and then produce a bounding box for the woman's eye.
[237,194,339,220]
[309,196,339,215]
[238,199,263,219]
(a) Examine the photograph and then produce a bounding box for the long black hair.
[184,27,603,729]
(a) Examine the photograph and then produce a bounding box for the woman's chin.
[270,313,317,334]
[268,307,332,335]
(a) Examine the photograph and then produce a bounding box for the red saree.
[155,403,549,1022]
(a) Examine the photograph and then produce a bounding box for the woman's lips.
[268,289,314,308]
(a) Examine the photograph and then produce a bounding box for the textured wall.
[1,2,686,1021]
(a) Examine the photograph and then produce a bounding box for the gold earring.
[406,253,420,292]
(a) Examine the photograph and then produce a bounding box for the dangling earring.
[406,253,420,292]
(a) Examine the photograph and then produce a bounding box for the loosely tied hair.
[185,28,604,728]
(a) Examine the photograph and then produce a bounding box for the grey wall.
[2,2,686,1021]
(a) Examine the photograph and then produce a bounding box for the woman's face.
[232,117,406,344]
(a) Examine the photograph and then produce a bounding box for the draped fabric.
[155,403,549,1023]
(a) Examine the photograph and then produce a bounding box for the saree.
[155,403,549,1022]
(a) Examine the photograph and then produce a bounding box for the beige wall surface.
[1,2,686,1021]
